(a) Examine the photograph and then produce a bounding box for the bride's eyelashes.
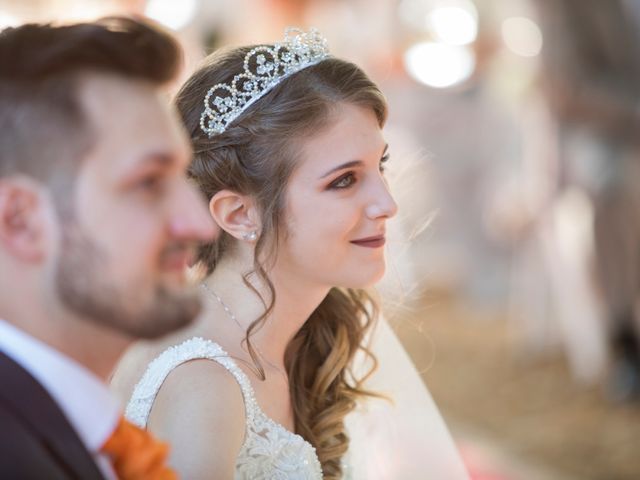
[326,154,390,190]
[328,171,357,189]
[379,153,390,173]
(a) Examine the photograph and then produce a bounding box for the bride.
[112,28,468,479]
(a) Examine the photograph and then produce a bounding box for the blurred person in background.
[534,0,640,401]
[0,16,215,478]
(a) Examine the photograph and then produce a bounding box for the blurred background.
[2,0,639,478]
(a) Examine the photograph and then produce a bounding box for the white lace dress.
[125,336,323,480]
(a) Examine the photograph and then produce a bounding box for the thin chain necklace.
[200,283,288,381]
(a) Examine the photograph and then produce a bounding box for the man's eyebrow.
[137,153,174,166]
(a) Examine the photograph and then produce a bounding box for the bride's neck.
[202,259,329,366]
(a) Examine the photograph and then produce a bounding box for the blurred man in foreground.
[0,17,215,478]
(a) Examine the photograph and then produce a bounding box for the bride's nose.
[365,177,398,220]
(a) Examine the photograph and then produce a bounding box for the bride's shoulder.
[152,354,245,424]
[147,347,247,477]
[146,336,245,416]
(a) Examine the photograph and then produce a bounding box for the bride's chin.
[337,269,387,290]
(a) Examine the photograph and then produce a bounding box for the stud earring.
[242,231,258,242]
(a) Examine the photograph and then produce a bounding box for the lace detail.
[125,337,323,479]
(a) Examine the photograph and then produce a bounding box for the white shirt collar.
[0,319,120,453]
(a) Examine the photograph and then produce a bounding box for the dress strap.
[125,337,258,428]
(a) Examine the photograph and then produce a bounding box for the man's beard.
[53,217,201,340]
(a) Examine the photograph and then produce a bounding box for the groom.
[0,17,215,478]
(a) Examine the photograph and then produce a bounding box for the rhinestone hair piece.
[199,27,330,137]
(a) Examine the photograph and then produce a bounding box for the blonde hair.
[175,46,386,478]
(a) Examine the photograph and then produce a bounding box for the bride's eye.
[329,172,356,189]
[379,153,390,173]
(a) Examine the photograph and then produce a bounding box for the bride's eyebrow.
[319,160,363,179]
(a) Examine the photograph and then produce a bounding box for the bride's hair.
[175,45,385,479]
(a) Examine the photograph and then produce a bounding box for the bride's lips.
[350,235,386,248]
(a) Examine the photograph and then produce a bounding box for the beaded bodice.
[125,337,323,479]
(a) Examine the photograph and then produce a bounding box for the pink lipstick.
[350,235,386,248]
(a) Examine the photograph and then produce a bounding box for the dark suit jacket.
[0,350,106,480]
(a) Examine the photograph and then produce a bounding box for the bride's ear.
[208,190,260,242]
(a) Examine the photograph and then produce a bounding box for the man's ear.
[0,178,49,263]
[208,189,261,242]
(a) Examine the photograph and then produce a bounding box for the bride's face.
[274,102,397,289]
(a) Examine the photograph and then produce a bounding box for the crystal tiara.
[199,27,330,137]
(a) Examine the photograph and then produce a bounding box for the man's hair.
[0,16,182,181]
